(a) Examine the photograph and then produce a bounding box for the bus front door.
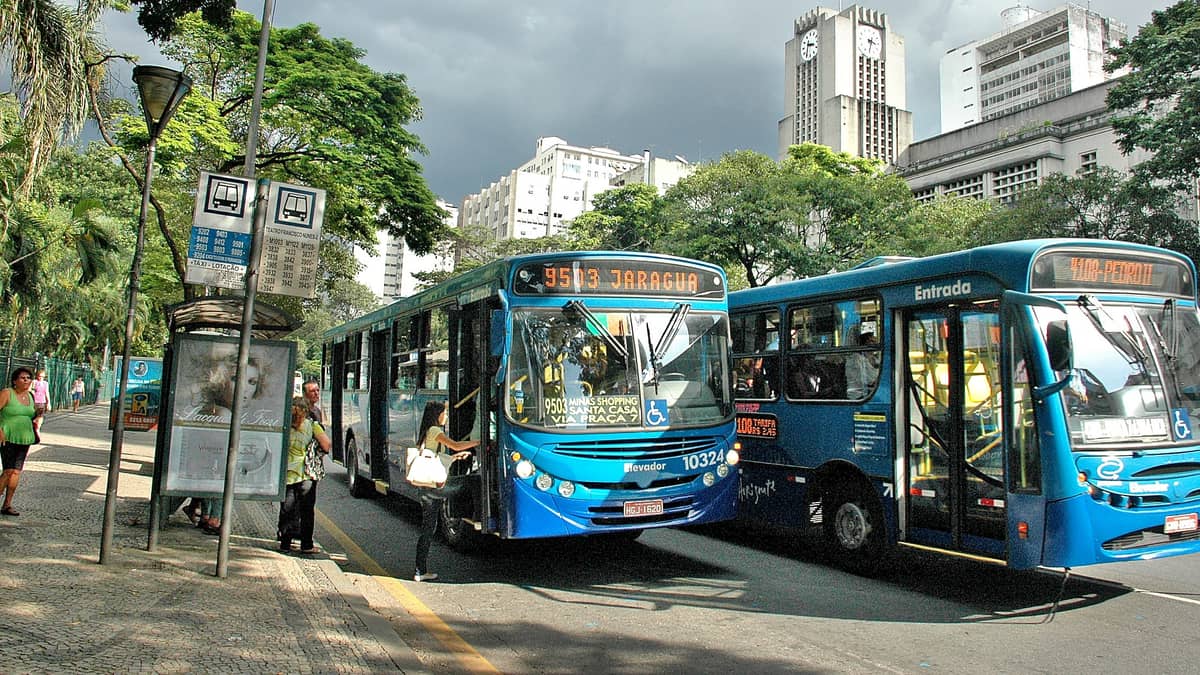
[904,305,1007,558]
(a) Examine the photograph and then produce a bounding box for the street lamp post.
[100,65,192,565]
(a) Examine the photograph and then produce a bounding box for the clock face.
[800,29,819,62]
[857,25,882,59]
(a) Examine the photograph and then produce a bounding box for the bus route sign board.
[736,412,778,439]
[185,172,254,290]
[257,180,325,299]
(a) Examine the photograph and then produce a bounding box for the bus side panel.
[737,461,814,529]
[1005,491,1047,570]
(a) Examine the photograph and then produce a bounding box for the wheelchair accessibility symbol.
[644,399,669,427]
[1172,408,1192,440]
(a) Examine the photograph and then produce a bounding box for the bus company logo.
[624,461,666,473]
[914,280,972,301]
[1096,457,1124,480]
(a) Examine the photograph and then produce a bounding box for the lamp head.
[132,65,193,138]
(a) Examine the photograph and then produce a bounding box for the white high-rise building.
[355,200,458,302]
[940,4,1127,133]
[778,4,913,164]
[460,137,644,240]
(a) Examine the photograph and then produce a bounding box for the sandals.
[1,506,18,516]
[299,546,320,555]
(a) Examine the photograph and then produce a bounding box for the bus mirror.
[490,310,507,357]
[1045,320,1071,372]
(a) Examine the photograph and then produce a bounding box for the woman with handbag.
[412,400,478,581]
[279,396,331,554]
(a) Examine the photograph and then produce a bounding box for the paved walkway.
[1,404,429,674]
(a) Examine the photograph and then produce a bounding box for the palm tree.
[0,0,109,194]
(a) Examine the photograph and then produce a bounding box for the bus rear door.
[902,303,1007,559]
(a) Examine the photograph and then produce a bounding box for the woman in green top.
[278,396,330,554]
[0,367,37,516]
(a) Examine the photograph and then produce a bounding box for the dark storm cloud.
[100,1,1175,205]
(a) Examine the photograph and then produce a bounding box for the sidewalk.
[1,404,428,674]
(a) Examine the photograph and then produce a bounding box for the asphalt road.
[316,462,1200,674]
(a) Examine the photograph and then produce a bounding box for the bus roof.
[730,238,1194,308]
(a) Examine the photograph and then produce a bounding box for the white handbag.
[405,447,448,488]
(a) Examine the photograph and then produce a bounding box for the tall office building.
[355,199,458,303]
[940,4,1127,133]
[778,4,913,164]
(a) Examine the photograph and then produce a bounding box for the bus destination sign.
[513,259,725,299]
[1032,251,1194,297]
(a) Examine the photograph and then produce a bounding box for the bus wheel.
[823,486,886,574]
[346,437,373,499]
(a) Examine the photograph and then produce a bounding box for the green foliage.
[128,0,234,41]
[976,169,1199,261]
[885,195,997,257]
[1106,1,1200,190]
[658,145,918,285]
[565,183,664,251]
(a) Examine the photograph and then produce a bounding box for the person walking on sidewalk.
[412,400,478,582]
[279,396,330,554]
[0,367,38,516]
[30,369,50,438]
[70,375,85,413]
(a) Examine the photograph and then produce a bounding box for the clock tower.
[778,5,913,164]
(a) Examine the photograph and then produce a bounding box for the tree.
[128,0,234,41]
[566,183,664,251]
[976,168,1199,261]
[885,195,997,257]
[0,0,108,193]
[1105,0,1200,191]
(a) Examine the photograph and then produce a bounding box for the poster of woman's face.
[173,336,289,427]
[164,335,294,499]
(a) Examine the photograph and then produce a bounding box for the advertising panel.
[108,356,164,432]
[161,334,293,500]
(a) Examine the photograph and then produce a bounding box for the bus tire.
[345,437,373,499]
[439,501,482,552]
[823,484,886,574]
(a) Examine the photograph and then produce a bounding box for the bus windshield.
[507,307,732,429]
[1035,301,1200,447]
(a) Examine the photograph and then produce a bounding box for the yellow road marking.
[315,509,499,674]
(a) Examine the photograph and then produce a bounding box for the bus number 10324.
[682,450,723,470]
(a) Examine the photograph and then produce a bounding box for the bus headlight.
[558,481,575,498]
[716,463,729,478]
[726,449,740,466]
[702,472,715,487]
[516,459,535,479]
[535,473,553,491]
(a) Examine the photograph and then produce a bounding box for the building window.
[1079,151,1098,175]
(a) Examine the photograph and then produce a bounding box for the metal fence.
[1,352,100,409]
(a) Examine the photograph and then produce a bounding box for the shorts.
[1,443,30,471]
[34,403,47,418]
[71,392,82,402]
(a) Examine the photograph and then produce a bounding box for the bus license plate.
[1165,513,1198,534]
[624,499,663,517]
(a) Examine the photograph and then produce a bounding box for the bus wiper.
[1154,298,1177,363]
[563,300,627,362]
[1077,295,1149,368]
[644,303,690,392]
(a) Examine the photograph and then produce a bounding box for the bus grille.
[554,436,720,461]
[1102,527,1200,551]
[589,497,695,526]
[577,474,695,491]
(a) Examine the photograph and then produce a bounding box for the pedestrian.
[412,400,478,582]
[70,375,85,413]
[30,369,50,438]
[302,379,323,425]
[279,396,330,554]
[0,367,38,516]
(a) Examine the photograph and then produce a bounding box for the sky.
[99,1,1179,208]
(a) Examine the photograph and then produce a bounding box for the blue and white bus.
[322,251,740,547]
[729,239,1200,571]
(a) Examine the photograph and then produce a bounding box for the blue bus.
[729,239,1200,571]
[322,251,740,547]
